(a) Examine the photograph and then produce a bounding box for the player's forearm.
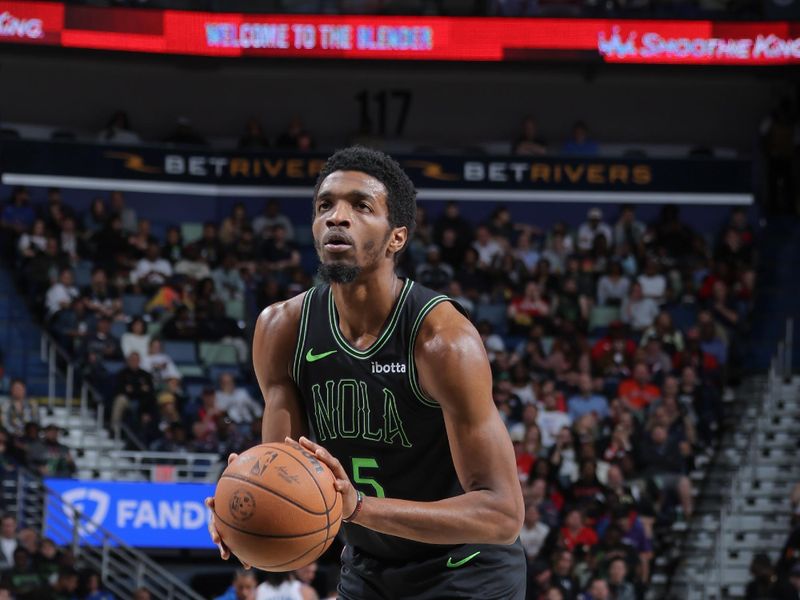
[353,489,522,546]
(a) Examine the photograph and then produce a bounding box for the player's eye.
[357,202,372,212]
[317,201,331,211]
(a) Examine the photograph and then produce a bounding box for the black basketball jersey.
[291,278,465,561]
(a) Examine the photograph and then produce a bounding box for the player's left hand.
[292,436,358,521]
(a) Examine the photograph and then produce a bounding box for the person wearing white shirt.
[214,373,262,424]
[252,200,295,241]
[519,504,550,561]
[131,242,173,290]
[17,219,47,258]
[577,207,613,252]
[212,254,246,302]
[621,282,660,331]
[637,258,667,304]
[121,317,151,358]
[0,515,17,567]
[141,339,181,385]
[471,225,502,267]
[597,262,630,306]
[256,572,315,600]
[537,391,572,448]
[45,269,79,318]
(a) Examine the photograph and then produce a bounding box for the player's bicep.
[252,300,309,442]
[416,310,518,496]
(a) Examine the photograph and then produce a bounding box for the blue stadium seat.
[162,340,197,364]
[208,364,238,385]
[474,303,508,334]
[102,360,125,375]
[122,294,148,316]
[110,320,127,339]
[668,304,699,331]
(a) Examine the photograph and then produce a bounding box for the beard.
[317,262,361,284]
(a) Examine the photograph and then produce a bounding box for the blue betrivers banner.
[0,140,752,203]
[45,479,215,549]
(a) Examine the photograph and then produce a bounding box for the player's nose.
[325,201,352,228]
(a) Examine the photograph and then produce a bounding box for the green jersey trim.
[407,294,450,408]
[327,279,414,360]
[291,288,316,384]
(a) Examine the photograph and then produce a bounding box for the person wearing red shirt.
[618,362,661,411]
[559,508,598,552]
[591,322,636,378]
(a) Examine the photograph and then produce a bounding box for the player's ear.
[387,226,408,257]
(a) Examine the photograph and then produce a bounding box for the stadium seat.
[180,222,204,245]
[589,306,621,332]
[102,360,125,375]
[199,342,239,366]
[225,299,246,321]
[208,364,238,384]
[122,294,148,316]
[474,303,508,335]
[110,320,127,339]
[74,261,93,288]
[162,340,197,364]
[177,364,205,378]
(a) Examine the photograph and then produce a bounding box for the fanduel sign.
[45,479,215,549]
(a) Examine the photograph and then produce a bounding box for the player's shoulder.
[255,290,310,338]
[414,299,483,362]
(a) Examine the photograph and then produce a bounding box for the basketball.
[213,442,342,572]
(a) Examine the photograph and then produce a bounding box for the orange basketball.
[213,441,342,572]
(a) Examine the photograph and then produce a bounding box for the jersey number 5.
[351,457,385,498]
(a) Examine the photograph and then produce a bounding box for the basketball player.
[208,146,526,598]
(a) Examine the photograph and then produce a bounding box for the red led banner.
[1,1,799,64]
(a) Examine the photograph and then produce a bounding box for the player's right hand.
[206,453,251,569]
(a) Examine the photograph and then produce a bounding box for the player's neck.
[330,269,402,349]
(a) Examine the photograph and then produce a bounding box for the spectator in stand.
[415,245,453,292]
[213,254,246,303]
[1,548,41,596]
[579,578,610,600]
[638,425,693,519]
[620,282,658,332]
[637,258,668,305]
[161,305,198,341]
[275,116,312,149]
[253,200,294,241]
[261,224,300,278]
[613,205,646,252]
[164,117,206,146]
[80,569,115,600]
[98,111,140,145]
[161,226,183,264]
[49,566,79,600]
[568,374,609,422]
[513,116,548,156]
[131,242,173,293]
[189,222,223,267]
[1,187,35,239]
[17,218,47,261]
[213,569,257,600]
[82,268,122,321]
[45,269,79,321]
[562,121,598,157]
[596,261,629,307]
[111,352,156,432]
[0,515,16,568]
[697,310,728,367]
[219,203,248,248]
[520,503,550,563]
[472,225,502,268]
[559,508,598,554]
[109,191,137,235]
[89,215,133,281]
[577,208,612,254]
[606,557,635,600]
[27,424,75,478]
[133,588,151,600]
[238,118,270,150]
[0,380,39,438]
[591,322,636,379]
[140,339,181,389]
[549,550,579,599]
[174,245,211,282]
[83,198,108,237]
[434,202,473,248]
[618,362,661,413]
[83,317,122,362]
[0,430,19,485]
[508,282,550,336]
[215,373,262,427]
[120,317,150,359]
[640,311,684,355]
[127,219,155,259]
[538,390,572,449]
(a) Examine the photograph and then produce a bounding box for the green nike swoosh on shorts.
[306,348,338,363]
[446,551,481,568]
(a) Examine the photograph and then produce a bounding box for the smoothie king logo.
[0,11,43,39]
[598,25,800,62]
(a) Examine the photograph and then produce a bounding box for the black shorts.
[338,540,527,600]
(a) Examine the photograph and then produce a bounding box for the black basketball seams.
[268,445,334,543]
[253,536,331,570]
[219,473,327,516]
[213,509,329,539]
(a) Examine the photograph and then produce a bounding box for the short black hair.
[313,146,417,243]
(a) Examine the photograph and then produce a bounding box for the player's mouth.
[322,231,354,253]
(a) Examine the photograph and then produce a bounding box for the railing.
[0,468,44,530]
[78,450,224,483]
[684,318,795,600]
